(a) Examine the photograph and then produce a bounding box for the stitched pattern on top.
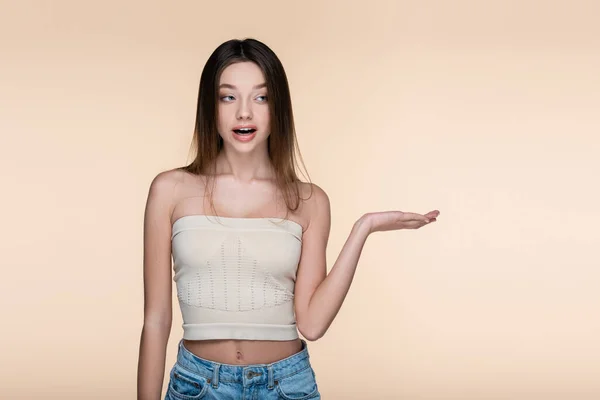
[176,233,294,311]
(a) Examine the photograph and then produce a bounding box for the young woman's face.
[217,62,271,152]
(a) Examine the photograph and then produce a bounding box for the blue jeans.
[165,339,321,400]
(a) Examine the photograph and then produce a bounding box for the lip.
[232,124,257,130]
[232,130,257,142]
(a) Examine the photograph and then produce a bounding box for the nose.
[236,99,252,120]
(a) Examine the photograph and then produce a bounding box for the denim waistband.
[175,339,312,388]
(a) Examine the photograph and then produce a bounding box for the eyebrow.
[219,83,267,90]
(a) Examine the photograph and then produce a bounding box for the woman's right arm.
[137,172,177,400]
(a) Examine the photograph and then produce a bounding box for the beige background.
[1,0,599,399]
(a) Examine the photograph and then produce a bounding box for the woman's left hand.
[361,210,440,234]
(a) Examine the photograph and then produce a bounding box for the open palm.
[365,210,440,233]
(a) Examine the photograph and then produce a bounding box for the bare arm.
[294,184,439,341]
[137,172,176,400]
[293,184,367,341]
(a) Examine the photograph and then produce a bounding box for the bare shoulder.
[145,168,190,218]
[298,182,331,230]
[149,168,189,192]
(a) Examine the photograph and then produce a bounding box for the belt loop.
[212,364,220,388]
[267,365,274,390]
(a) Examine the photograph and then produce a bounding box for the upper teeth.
[238,128,252,132]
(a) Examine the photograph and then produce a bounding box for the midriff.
[182,338,303,365]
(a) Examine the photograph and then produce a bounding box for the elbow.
[297,322,326,342]
[142,313,172,333]
[143,319,172,332]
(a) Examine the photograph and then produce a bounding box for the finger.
[425,210,440,218]
[401,212,430,223]
[405,220,428,229]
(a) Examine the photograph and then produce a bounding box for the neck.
[215,146,274,183]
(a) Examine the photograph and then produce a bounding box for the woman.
[137,38,439,400]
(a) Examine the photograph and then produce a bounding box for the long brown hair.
[181,38,312,217]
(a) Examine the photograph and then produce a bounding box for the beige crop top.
[171,215,303,341]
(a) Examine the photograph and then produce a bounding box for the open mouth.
[233,128,257,135]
